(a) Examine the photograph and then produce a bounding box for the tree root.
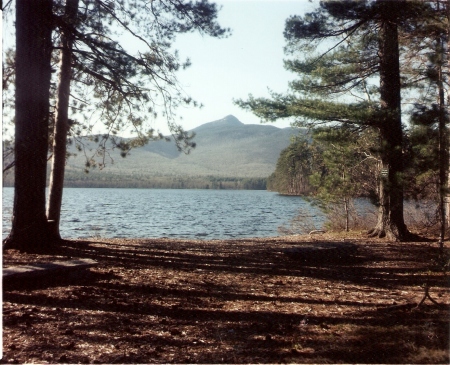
[367,226,413,241]
[377,285,444,313]
[414,284,442,310]
[367,228,386,238]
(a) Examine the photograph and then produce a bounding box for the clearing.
[2,233,449,364]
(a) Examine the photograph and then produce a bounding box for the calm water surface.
[2,188,325,240]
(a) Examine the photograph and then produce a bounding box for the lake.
[2,188,325,240]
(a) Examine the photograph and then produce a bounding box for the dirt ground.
[2,233,450,364]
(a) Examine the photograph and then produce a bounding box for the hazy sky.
[1,1,317,135]
[160,0,316,133]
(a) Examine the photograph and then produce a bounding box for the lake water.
[2,188,325,240]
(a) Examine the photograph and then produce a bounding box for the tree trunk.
[368,0,408,241]
[47,0,79,241]
[447,0,450,235]
[344,197,349,232]
[343,170,349,232]
[3,0,54,252]
[438,23,447,249]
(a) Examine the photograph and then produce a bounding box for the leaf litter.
[2,234,449,364]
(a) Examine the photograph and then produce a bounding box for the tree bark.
[344,197,349,232]
[447,0,450,235]
[3,0,54,252]
[437,19,447,248]
[368,0,408,241]
[47,0,79,241]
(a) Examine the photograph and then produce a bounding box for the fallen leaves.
[2,236,450,363]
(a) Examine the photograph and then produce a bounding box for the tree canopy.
[3,0,229,251]
[237,0,446,241]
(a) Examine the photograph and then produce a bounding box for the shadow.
[3,268,119,292]
[54,238,448,290]
[2,238,449,364]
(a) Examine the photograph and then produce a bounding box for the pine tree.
[368,0,407,240]
[4,0,229,251]
[3,0,54,251]
[237,0,429,241]
[401,0,449,244]
[47,0,79,240]
[2,48,16,174]
[46,0,228,242]
[309,126,379,232]
[267,135,315,195]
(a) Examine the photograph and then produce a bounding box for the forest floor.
[2,232,450,364]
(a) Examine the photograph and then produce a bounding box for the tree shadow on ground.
[55,238,448,289]
[2,238,449,364]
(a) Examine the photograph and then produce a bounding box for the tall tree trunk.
[3,0,54,252]
[368,0,408,241]
[47,0,79,240]
[438,21,447,249]
[447,0,450,234]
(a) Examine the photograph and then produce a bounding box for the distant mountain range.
[4,115,299,189]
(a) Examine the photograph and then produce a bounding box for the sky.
[154,0,316,134]
[1,0,317,136]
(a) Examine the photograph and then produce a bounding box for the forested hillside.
[3,115,295,189]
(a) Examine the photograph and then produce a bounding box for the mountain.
[4,115,299,189]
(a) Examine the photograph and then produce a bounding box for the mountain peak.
[220,115,242,125]
[210,115,243,127]
[193,115,243,131]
